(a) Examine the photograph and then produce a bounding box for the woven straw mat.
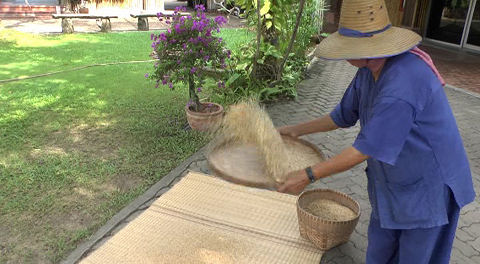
[80,172,323,264]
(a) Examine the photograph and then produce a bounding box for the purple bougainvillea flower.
[217,81,225,88]
[195,4,205,11]
[190,67,197,73]
[144,73,149,78]
[214,16,227,26]
[158,33,167,41]
[162,79,167,85]
[204,55,210,61]
[168,83,173,89]
[197,87,202,92]
[177,59,181,64]
[150,33,154,40]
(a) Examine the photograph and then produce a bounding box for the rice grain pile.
[213,100,290,184]
[305,199,356,221]
[284,140,321,172]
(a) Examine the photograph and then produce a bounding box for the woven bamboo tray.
[297,189,360,251]
[208,136,325,189]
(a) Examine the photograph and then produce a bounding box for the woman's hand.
[277,125,301,138]
[277,169,310,195]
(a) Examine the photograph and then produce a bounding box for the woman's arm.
[278,114,339,138]
[277,146,368,194]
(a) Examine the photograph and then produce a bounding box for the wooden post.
[138,17,149,31]
[61,18,74,33]
[100,18,111,32]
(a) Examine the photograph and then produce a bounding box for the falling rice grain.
[212,100,290,183]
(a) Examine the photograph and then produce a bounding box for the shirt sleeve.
[353,97,416,165]
[330,75,360,128]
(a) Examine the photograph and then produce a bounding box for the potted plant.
[78,0,89,13]
[147,5,231,131]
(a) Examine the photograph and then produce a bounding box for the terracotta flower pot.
[185,102,224,132]
[79,7,89,14]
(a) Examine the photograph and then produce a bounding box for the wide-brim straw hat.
[314,0,422,60]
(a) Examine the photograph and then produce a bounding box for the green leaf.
[265,13,272,19]
[265,20,273,29]
[260,0,271,16]
[226,73,240,86]
[236,63,248,71]
[257,58,264,64]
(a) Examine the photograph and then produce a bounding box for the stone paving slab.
[68,58,480,263]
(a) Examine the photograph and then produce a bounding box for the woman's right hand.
[277,125,301,138]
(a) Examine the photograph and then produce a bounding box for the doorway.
[426,0,480,51]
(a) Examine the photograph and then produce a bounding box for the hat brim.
[314,26,422,60]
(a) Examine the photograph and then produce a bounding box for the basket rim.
[297,188,361,224]
[207,135,325,189]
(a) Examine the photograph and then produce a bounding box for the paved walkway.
[420,44,480,95]
[66,59,480,263]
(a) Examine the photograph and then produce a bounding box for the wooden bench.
[130,11,190,31]
[52,14,118,33]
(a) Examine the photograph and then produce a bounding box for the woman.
[277,0,475,263]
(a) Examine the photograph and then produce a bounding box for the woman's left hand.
[277,169,310,195]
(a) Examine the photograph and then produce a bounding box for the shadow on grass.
[0,29,254,80]
[0,62,207,263]
[0,30,153,80]
[0,28,253,262]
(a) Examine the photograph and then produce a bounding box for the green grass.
[0,28,252,263]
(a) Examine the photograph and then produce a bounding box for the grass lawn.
[0,28,252,263]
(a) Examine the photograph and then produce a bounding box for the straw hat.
[314,0,422,60]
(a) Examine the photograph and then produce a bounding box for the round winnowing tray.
[208,136,325,189]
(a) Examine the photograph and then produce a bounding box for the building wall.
[92,0,163,10]
[1,0,58,5]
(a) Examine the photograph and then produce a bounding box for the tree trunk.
[188,75,202,112]
[252,0,262,79]
[277,0,306,80]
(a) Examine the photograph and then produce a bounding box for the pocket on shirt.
[385,178,433,224]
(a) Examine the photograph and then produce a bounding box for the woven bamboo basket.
[297,189,360,251]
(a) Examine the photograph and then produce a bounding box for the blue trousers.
[366,189,460,264]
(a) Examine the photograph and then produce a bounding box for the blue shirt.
[330,52,476,229]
